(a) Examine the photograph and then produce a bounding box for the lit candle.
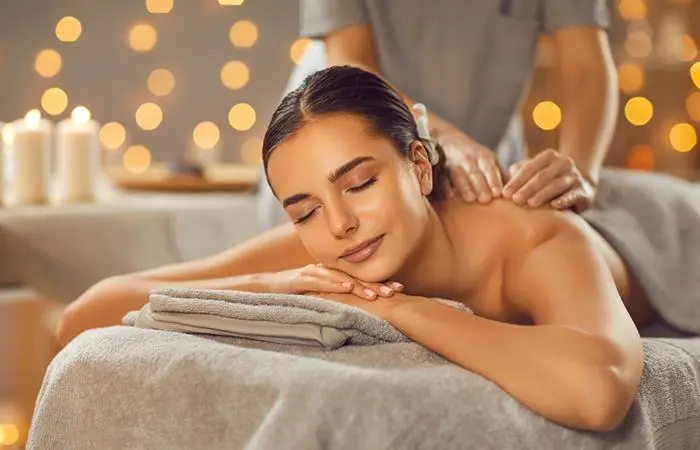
[56,106,100,203]
[10,110,52,205]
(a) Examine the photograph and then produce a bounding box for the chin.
[340,252,404,283]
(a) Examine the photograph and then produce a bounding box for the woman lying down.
[58,66,667,432]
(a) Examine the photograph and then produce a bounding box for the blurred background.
[0,0,698,177]
[0,0,699,448]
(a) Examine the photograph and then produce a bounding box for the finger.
[388,281,404,292]
[300,275,355,294]
[550,188,584,210]
[442,179,458,200]
[526,175,576,208]
[511,164,565,205]
[503,155,550,199]
[447,166,477,202]
[356,280,395,298]
[460,160,491,203]
[477,157,504,197]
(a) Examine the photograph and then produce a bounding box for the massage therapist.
[259,0,618,229]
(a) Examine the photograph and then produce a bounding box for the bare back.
[435,198,658,329]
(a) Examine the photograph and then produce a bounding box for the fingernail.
[527,199,538,207]
[512,194,522,203]
[364,288,377,299]
[478,194,490,203]
[391,282,404,291]
[341,282,353,289]
[379,286,393,296]
[492,187,501,197]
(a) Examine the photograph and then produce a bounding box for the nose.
[325,198,358,239]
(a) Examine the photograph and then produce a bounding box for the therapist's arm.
[554,28,618,186]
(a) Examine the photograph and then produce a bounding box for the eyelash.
[294,177,378,224]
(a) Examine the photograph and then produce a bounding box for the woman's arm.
[56,223,315,346]
[385,225,643,431]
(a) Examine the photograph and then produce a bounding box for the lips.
[340,234,385,263]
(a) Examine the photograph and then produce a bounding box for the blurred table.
[0,182,261,304]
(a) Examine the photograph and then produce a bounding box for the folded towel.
[123,287,472,349]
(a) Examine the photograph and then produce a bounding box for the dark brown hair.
[262,65,447,202]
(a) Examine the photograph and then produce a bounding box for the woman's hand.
[502,149,596,213]
[258,263,403,301]
[437,125,505,203]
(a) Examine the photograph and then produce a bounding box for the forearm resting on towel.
[56,274,273,347]
[57,223,313,346]
[388,299,636,432]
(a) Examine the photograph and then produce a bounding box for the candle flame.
[25,109,42,129]
[1,123,15,146]
[71,106,91,125]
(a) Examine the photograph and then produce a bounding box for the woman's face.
[266,114,434,282]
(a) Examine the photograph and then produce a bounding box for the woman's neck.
[392,205,464,299]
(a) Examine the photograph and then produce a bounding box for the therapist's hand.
[502,149,596,213]
[437,126,504,203]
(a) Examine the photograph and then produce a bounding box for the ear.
[409,141,434,197]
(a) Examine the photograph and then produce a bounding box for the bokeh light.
[240,137,263,164]
[219,0,245,5]
[128,23,158,52]
[625,144,655,171]
[123,145,152,174]
[532,101,561,131]
[669,123,697,152]
[691,62,700,90]
[624,96,653,126]
[41,87,68,116]
[135,102,163,130]
[220,61,249,90]
[0,423,19,446]
[100,122,127,150]
[686,92,700,122]
[625,31,653,58]
[228,103,256,131]
[147,69,175,96]
[34,49,62,78]
[2,123,15,146]
[618,0,647,20]
[146,0,173,13]
[290,38,311,65]
[192,121,221,149]
[681,35,698,62]
[617,63,645,94]
[56,16,82,42]
[229,20,258,48]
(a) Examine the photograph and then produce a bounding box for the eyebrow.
[281,156,376,208]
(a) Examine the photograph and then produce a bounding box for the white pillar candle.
[10,110,52,205]
[56,106,100,203]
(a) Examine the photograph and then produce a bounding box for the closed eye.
[347,177,377,193]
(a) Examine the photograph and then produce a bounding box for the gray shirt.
[258,0,609,230]
[300,0,609,166]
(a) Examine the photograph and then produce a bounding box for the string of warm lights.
[22,0,313,175]
[531,0,699,172]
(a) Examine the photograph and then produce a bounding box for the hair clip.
[412,103,439,165]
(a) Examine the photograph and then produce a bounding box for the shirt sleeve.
[539,0,611,33]
[299,0,369,39]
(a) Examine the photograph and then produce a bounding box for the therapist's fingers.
[526,175,576,207]
[465,166,492,203]
[447,164,477,202]
[478,156,504,197]
[502,154,551,199]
